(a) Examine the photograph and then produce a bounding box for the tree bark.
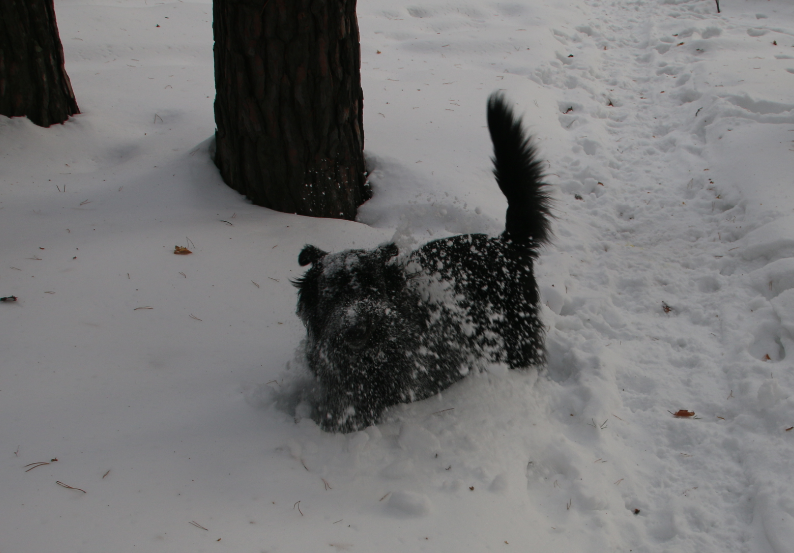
[213,0,370,220]
[0,0,79,127]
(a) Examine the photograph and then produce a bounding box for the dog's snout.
[344,319,373,350]
[339,302,392,350]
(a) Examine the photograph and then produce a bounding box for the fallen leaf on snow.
[174,246,192,255]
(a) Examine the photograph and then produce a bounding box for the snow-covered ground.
[2,0,794,551]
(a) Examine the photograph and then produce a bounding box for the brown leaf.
[174,246,192,255]
[671,410,695,418]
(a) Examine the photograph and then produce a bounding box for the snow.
[2,0,794,551]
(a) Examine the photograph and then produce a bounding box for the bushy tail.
[487,92,552,246]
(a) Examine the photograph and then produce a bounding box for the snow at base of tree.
[1,0,794,551]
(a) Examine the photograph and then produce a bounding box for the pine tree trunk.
[213,0,369,220]
[0,0,79,127]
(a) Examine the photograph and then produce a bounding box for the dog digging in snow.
[293,93,552,432]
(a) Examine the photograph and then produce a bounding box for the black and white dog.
[293,93,552,432]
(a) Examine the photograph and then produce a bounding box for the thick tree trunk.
[0,0,79,127]
[213,0,369,220]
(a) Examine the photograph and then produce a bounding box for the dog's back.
[409,233,545,369]
[407,94,552,370]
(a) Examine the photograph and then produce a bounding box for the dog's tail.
[487,92,552,246]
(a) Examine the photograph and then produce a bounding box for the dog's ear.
[379,243,399,261]
[298,245,328,266]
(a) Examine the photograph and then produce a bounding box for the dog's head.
[293,243,413,352]
[293,243,432,430]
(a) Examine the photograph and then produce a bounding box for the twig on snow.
[24,461,50,472]
[588,418,608,429]
[56,481,86,493]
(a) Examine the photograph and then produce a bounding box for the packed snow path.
[2,1,794,552]
[523,1,794,552]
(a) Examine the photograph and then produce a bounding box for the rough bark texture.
[213,0,369,220]
[0,0,79,127]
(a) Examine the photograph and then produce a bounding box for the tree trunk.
[0,0,79,127]
[213,0,370,220]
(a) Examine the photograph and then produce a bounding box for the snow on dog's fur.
[293,93,552,432]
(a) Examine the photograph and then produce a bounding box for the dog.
[293,93,552,432]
